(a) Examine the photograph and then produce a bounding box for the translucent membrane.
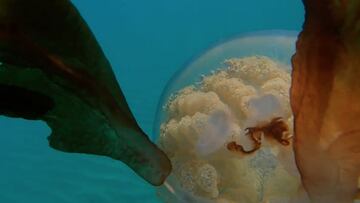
[154,30,297,135]
[154,31,309,203]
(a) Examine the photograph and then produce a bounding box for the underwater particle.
[155,31,304,202]
[0,0,171,185]
[291,0,360,202]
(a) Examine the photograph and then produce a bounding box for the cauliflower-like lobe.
[172,159,219,199]
[226,56,290,86]
[157,56,300,203]
[261,77,291,117]
[176,160,199,193]
[160,112,209,156]
[196,164,219,198]
[168,89,227,119]
[202,73,256,119]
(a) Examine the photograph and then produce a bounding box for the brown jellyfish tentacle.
[264,117,291,146]
[226,117,292,155]
[226,126,262,154]
[226,140,261,154]
[226,129,262,154]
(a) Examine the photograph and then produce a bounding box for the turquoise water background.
[0,1,304,202]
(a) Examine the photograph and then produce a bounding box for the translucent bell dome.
[154,30,296,134]
[154,30,309,203]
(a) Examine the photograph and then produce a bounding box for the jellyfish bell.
[154,30,296,125]
[154,30,311,202]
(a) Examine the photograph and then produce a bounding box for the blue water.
[0,1,304,202]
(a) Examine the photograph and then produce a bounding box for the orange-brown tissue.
[291,0,360,202]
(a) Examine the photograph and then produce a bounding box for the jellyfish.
[0,0,171,186]
[156,0,360,202]
[155,31,308,202]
